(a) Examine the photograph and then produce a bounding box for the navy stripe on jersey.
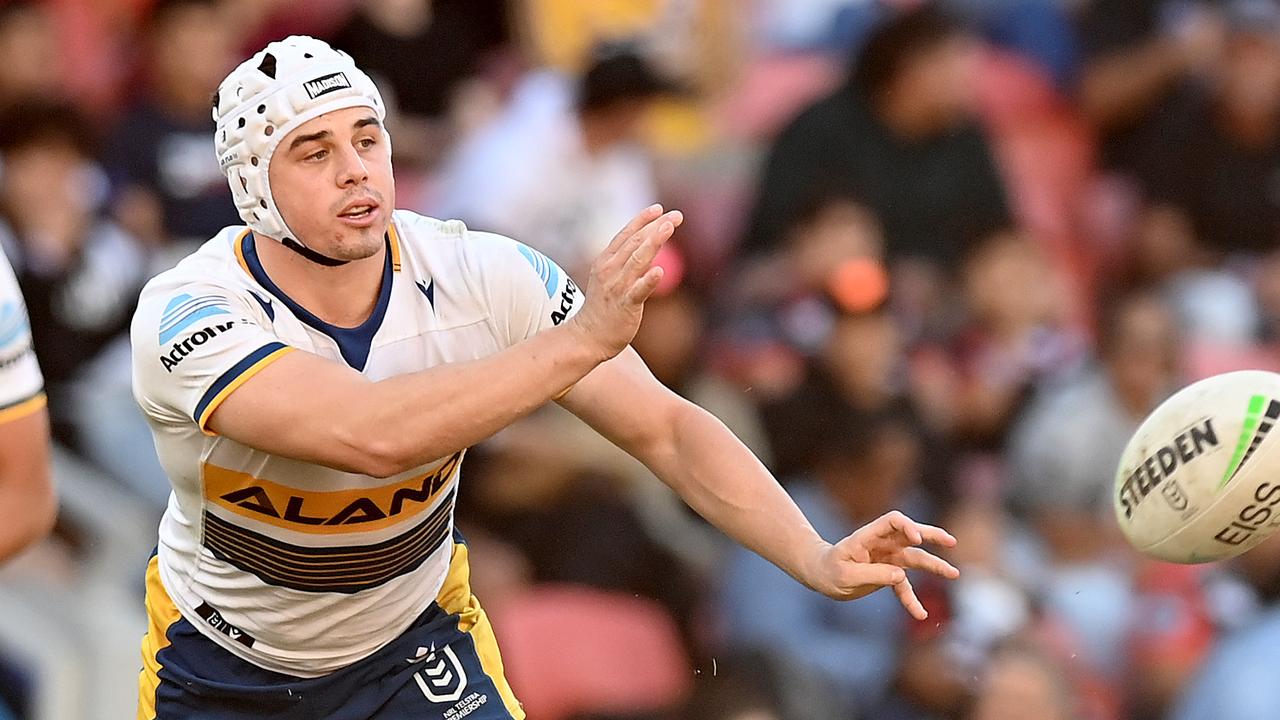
[193,342,289,424]
[241,232,392,371]
[202,490,456,593]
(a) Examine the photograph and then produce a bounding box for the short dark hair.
[0,98,96,158]
[851,5,966,96]
[577,45,682,113]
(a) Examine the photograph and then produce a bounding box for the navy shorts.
[137,541,523,719]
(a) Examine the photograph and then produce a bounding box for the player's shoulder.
[389,209,530,276]
[133,227,259,342]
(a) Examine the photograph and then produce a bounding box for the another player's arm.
[0,399,54,561]
[205,206,678,478]
[558,349,960,616]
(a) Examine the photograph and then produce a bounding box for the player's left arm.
[559,348,960,618]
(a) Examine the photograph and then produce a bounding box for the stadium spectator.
[0,100,148,447]
[0,2,62,110]
[1170,534,1280,720]
[719,406,931,717]
[330,0,511,169]
[943,227,1084,449]
[1073,0,1227,173]
[105,0,240,253]
[968,641,1079,720]
[1127,0,1280,256]
[431,46,681,277]
[1007,290,1182,528]
[740,5,1011,266]
[1007,291,1183,682]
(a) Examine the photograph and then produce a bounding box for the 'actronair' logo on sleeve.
[303,72,351,99]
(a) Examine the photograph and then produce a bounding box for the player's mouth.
[337,200,380,228]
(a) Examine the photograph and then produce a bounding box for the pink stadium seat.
[497,585,692,720]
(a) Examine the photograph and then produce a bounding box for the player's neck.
[254,236,386,329]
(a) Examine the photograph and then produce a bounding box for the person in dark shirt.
[0,100,149,445]
[741,6,1011,266]
[1072,0,1228,172]
[1132,1,1280,255]
[106,0,241,250]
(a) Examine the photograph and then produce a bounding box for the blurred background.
[5,0,1280,718]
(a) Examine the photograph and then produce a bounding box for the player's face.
[268,106,394,261]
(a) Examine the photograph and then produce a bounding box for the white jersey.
[0,250,43,422]
[130,210,581,676]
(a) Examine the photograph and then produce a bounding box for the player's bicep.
[205,350,382,473]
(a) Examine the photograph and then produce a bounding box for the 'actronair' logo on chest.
[303,72,351,99]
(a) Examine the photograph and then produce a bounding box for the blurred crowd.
[6,0,1280,718]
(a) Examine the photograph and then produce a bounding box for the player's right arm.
[0,254,54,561]
[134,206,676,478]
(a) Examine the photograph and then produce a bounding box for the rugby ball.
[1114,370,1280,563]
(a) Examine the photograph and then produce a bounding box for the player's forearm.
[0,416,55,561]
[339,324,602,476]
[640,402,828,588]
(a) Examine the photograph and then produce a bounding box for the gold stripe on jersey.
[202,488,456,594]
[388,222,403,271]
[232,228,252,274]
[203,451,462,534]
[437,542,524,718]
[137,555,181,720]
[0,392,45,426]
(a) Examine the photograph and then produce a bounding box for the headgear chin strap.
[282,237,350,266]
[213,35,389,266]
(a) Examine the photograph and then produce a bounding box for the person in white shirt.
[0,249,54,561]
[431,48,670,278]
[132,36,959,719]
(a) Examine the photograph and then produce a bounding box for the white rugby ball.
[1114,370,1280,563]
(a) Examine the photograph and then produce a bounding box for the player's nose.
[335,145,369,187]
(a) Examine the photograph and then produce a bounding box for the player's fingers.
[622,215,679,281]
[879,510,923,545]
[602,204,663,259]
[625,266,664,305]
[845,562,906,591]
[899,547,960,580]
[915,522,958,548]
[892,575,927,620]
[606,211,679,277]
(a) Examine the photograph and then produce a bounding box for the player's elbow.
[337,430,418,479]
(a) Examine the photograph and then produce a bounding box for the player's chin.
[329,222,387,259]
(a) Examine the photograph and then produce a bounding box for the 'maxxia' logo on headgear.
[303,72,351,99]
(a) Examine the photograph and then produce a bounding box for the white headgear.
[213,35,388,250]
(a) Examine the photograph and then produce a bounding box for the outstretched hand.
[565,203,682,362]
[807,510,959,620]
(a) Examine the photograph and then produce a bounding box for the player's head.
[213,36,392,266]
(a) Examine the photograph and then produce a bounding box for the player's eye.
[305,148,328,162]
[357,137,376,150]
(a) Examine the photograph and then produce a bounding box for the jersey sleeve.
[462,230,583,347]
[131,282,295,432]
[0,251,45,425]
